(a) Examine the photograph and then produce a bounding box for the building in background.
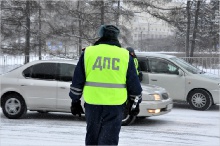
[131,12,175,51]
[121,1,183,51]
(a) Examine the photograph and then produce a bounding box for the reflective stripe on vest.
[83,44,129,105]
[85,81,126,88]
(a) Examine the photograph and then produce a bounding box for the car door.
[138,57,186,101]
[20,63,57,109]
[56,63,75,111]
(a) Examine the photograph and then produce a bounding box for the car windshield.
[170,57,203,74]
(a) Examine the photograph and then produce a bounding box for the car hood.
[141,83,166,94]
[198,72,220,82]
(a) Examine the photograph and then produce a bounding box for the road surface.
[0,103,219,146]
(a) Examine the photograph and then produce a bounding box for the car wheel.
[121,104,136,126]
[2,93,27,119]
[187,89,212,111]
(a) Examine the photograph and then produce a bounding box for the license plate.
[167,104,173,110]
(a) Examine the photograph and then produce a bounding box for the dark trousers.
[84,103,124,145]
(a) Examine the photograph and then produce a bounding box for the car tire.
[2,93,27,119]
[187,89,212,111]
[121,105,136,126]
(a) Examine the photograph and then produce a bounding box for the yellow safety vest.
[83,44,129,105]
[134,58,139,75]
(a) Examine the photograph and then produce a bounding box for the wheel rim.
[5,98,21,115]
[191,93,206,108]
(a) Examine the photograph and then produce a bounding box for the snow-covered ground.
[0,103,219,146]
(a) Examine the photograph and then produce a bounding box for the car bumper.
[138,98,173,117]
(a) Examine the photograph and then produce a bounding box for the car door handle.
[21,85,27,86]
[151,79,157,81]
[60,87,66,89]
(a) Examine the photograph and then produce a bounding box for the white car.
[136,52,220,111]
[0,59,172,125]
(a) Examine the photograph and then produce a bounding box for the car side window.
[148,58,178,74]
[23,63,57,80]
[23,66,32,78]
[58,63,75,82]
[138,60,149,72]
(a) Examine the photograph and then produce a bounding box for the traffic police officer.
[126,47,142,81]
[69,25,142,145]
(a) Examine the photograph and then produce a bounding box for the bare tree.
[38,0,42,60]
[0,0,140,57]
[24,0,30,63]
[101,0,105,25]
[127,0,219,55]
[190,1,201,58]
[77,1,82,55]
[185,0,191,57]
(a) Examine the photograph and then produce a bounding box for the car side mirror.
[178,69,184,76]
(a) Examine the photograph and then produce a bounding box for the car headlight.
[150,94,161,101]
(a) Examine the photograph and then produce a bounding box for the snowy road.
[0,103,219,146]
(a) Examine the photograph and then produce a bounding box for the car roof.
[28,59,78,65]
[135,52,176,59]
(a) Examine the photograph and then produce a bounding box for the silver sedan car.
[0,60,173,125]
[136,52,220,111]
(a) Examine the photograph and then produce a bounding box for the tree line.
[0,0,219,63]
[130,0,219,57]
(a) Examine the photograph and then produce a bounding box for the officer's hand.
[129,102,140,116]
[138,72,143,82]
[70,100,84,117]
[126,100,140,116]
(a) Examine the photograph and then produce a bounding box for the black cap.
[126,47,135,53]
[98,25,120,39]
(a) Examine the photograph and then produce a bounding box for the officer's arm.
[69,52,86,102]
[136,58,143,82]
[126,56,143,102]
